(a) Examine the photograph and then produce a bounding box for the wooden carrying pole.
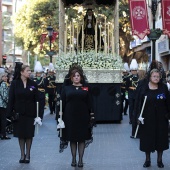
[134,96,147,138]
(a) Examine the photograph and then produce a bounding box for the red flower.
[81,87,88,91]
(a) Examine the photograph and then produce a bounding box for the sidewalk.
[0,108,170,170]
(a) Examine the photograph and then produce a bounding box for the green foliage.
[13,0,59,56]
[13,0,132,64]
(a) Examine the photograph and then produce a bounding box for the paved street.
[0,108,170,170]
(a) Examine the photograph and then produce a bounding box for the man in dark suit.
[33,61,47,119]
[126,59,139,138]
[46,63,57,114]
[121,63,130,116]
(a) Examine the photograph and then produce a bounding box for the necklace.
[76,87,79,90]
[149,82,158,89]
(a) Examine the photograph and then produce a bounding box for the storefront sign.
[162,0,170,38]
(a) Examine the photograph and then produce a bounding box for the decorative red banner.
[40,33,47,50]
[129,0,150,39]
[51,32,59,43]
[162,0,170,38]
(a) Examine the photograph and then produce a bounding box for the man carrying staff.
[33,61,47,120]
[126,59,139,138]
[46,63,57,115]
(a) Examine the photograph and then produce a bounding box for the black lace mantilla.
[59,125,94,153]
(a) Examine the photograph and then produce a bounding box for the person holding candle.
[7,64,39,163]
[59,65,94,168]
[134,68,170,168]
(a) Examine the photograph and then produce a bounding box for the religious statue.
[79,9,104,51]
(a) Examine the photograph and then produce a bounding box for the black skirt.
[13,115,35,138]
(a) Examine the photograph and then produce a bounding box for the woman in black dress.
[60,67,94,167]
[134,69,170,168]
[7,64,38,163]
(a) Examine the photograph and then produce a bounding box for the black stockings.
[145,152,151,161]
[18,138,25,160]
[145,151,163,162]
[157,151,163,162]
[78,142,85,164]
[70,141,85,164]
[18,138,33,160]
[70,142,77,163]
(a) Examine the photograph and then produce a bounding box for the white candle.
[60,100,62,112]
[104,16,107,55]
[95,22,97,55]
[107,23,109,54]
[64,30,66,53]
[60,100,62,137]
[36,102,39,117]
[99,22,101,50]
[82,20,84,53]
[77,23,79,51]
[72,20,74,52]
[65,20,67,53]
[70,21,72,53]
[111,20,114,57]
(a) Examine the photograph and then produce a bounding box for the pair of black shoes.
[143,161,151,168]
[157,161,164,168]
[19,156,30,164]
[143,160,164,168]
[71,161,83,167]
[50,111,55,114]
[1,136,11,140]
[19,159,30,163]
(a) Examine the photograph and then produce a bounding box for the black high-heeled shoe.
[24,156,30,163]
[1,136,11,140]
[157,161,164,168]
[19,159,25,163]
[143,161,151,168]
[19,155,25,163]
[24,159,30,163]
[71,161,77,167]
[78,162,83,167]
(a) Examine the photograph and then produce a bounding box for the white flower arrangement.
[55,51,123,70]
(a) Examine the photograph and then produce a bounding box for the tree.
[13,0,59,56]
[13,0,148,67]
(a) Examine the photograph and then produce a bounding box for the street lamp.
[147,0,162,61]
[46,25,53,63]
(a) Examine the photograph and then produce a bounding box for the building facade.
[1,0,23,67]
[130,1,170,71]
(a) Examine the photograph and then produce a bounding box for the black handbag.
[11,112,20,122]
